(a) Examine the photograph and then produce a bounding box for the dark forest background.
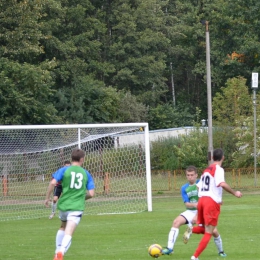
[1,0,260,130]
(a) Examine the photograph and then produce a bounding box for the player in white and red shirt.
[190,148,242,260]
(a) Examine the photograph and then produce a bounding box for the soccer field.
[0,193,259,260]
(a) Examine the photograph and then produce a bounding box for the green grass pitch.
[0,193,259,260]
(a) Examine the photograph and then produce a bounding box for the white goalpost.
[0,123,152,221]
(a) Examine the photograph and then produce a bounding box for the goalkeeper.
[49,160,71,219]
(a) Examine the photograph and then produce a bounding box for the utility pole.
[201,20,213,165]
[252,72,258,186]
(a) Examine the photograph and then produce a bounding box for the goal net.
[0,123,152,221]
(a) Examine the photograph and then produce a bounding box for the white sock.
[52,202,57,213]
[55,230,65,252]
[65,241,71,253]
[167,227,179,250]
[59,234,72,255]
[214,235,223,253]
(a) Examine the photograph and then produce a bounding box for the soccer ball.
[148,244,163,258]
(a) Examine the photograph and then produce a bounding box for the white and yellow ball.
[148,244,163,258]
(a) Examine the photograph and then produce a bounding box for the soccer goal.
[0,123,152,221]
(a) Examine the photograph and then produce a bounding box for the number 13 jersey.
[197,164,225,203]
[52,165,95,211]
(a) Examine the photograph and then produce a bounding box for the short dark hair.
[213,148,224,161]
[64,160,71,165]
[186,165,197,174]
[71,148,85,162]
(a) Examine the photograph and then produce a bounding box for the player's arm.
[85,189,95,200]
[85,171,95,200]
[184,201,198,209]
[44,178,57,207]
[181,185,198,209]
[219,182,242,198]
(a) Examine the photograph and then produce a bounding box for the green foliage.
[117,91,148,123]
[148,103,194,130]
[105,0,170,96]
[1,0,260,128]
[151,126,240,170]
[212,126,239,167]
[231,116,260,168]
[172,129,208,169]
[0,0,45,61]
[0,58,61,124]
[212,77,252,126]
[151,137,181,170]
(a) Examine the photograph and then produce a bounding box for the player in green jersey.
[45,148,95,260]
[162,166,226,257]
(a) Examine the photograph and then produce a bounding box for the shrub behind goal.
[0,123,152,221]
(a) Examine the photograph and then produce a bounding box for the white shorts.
[180,209,197,224]
[59,211,83,225]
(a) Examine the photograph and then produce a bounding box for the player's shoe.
[56,252,63,260]
[49,212,55,219]
[191,256,199,260]
[183,226,193,244]
[219,251,227,257]
[162,247,173,255]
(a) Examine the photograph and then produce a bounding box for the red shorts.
[197,196,220,226]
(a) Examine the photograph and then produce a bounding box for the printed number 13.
[70,172,83,189]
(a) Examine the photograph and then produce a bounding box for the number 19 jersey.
[197,164,225,203]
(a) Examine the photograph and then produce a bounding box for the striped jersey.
[181,181,199,210]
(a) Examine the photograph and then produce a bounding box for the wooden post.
[232,168,235,187]
[168,171,171,191]
[173,170,176,190]
[2,176,8,196]
[103,172,110,195]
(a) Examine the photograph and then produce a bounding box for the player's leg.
[50,185,62,219]
[56,222,66,251]
[213,228,227,257]
[56,211,83,257]
[184,213,205,241]
[49,195,59,219]
[163,210,196,255]
[191,197,219,259]
[181,210,198,244]
[53,217,68,260]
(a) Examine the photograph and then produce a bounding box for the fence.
[151,168,260,194]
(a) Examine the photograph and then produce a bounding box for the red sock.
[192,226,205,234]
[193,232,212,258]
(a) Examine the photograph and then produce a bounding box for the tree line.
[1,0,260,133]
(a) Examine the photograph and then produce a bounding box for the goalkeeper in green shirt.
[45,148,95,260]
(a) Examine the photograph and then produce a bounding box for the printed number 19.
[70,172,83,189]
[201,175,210,191]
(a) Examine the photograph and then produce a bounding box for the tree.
[0,0,61,124]
[117,91,148,123]
[212,77,252,126]
[99,0,170,102]
[0,58,60,124]
[0,0,45,62]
